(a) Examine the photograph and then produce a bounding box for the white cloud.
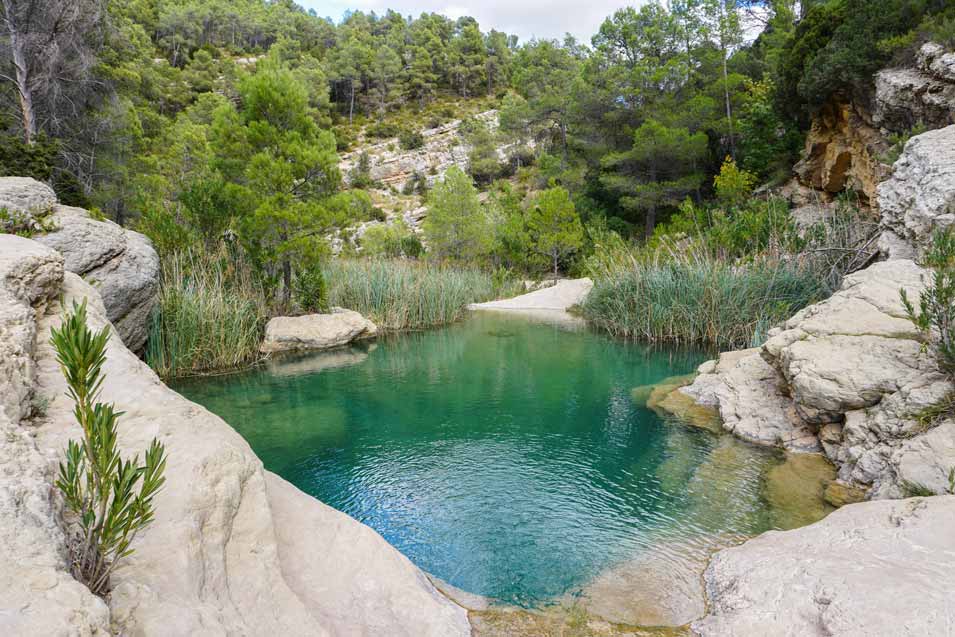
[305,0,644,45]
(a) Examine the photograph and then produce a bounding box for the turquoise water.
[174,313,794,606]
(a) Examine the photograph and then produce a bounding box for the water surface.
[174,313,819,607]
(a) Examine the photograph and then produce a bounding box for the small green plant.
[713,156,758,207]
[902,228,955,377]
[0,205,57,237]
[398,128,425,150]
[349,151,376,189]
[882,123,929,164]
[52,300,167,596]
[293,262,330,314]
[31,393,51,417]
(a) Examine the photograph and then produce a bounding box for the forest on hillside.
[3,0,955,375]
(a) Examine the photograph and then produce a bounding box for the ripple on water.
[173,313,834,620]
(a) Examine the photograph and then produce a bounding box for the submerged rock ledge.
[0,233,469,635]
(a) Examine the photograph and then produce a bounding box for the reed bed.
[324,259,522,331]
[582,246,828,350]
[146,250,268,378]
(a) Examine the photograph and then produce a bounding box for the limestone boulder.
[261,308,378,353]
[30,274,468,636]
[34,205,160,353]
[762,260,930,422]
[659,259,955,497]
[676,349,819,452]
[0,235,63,423]
[873,43,955,134]
[878,125,955,259]
[0,177,56,230]
[693,496,955,637]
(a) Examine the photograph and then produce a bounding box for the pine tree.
[526,185,585,276]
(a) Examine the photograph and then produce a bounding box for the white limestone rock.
[34,205,160,353]
[261,308,378,353]
[693,496,955,637]
[0,176,56,227]
[762,260,930,423]
[873,43,955,134]
[678,349,819,452]
[878,125,955,259]
[0,236,110,637]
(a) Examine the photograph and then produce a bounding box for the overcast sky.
[302,1,643,45]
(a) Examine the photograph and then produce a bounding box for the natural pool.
[174,313,832,615]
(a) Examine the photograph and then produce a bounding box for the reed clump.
[324,258,522,331]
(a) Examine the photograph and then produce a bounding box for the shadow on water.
[173,312,834,626]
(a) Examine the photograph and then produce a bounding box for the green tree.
[212,55,340,306]
[713,156,757,206]
[526,185,585,275]
[423,166,493,262]
[601,119,709,235]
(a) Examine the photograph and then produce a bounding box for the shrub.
[399,129,425,150]
[366,121,400,139]
[146,248,268,378]
[361,221,420,258]
[713,157,758,207]
[349,151,376,188]
[293,262,330,314]
[52,300,167,596]
[902,228,955,377]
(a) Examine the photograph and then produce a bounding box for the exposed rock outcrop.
[664,259,951,497]
[261,308,378,353]
[0,235,468,635]
[0,178,160,353]
[874,43,955,133]
[0,235,111,636]
[34,205,160,353]
[792,100,889,204]
[693,496,955,637]
[680,349,819,452]
[340,110,511,192]
[878,124,955,259]
[0,176,56,227]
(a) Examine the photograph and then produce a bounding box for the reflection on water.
[174,313,831,612]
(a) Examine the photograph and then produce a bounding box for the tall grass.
[324,258,522,330]
[582,245,828,350]
[146,249,268,378]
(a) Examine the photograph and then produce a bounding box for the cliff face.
[792,99,889,205]
[788,42,955,209]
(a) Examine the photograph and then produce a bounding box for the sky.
[302,1,643,45]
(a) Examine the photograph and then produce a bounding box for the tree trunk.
[349,82,355,125]
[722,52,735,158]
[553,251,559,277]
[3,0,37,145]
[645,206,656,238]
[282,258,292,309]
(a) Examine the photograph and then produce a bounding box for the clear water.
[173,313,806,607]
